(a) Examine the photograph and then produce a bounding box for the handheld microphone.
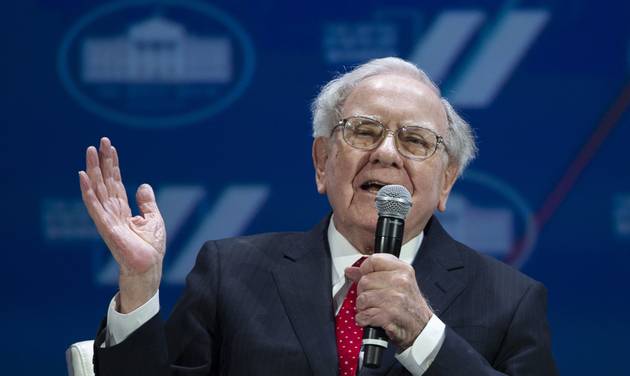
[362,184,412,369]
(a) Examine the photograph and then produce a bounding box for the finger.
[86,146,109,203]
[355,307,384,327]
[356,271,399,294]
[345,266,363,282]
[130,215,147,226]
[360,253,401,274]
[111,146,129,202]
[136,184,160,217]
[99,137,117,196]
[79,170,107,223]
[357,309,397,333]
[110,146,132,217]
[356,289,381,311]
[345,254,402,281]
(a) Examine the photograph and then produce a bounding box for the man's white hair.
[311,57,477,176]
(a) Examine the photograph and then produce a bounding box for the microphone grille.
[375,185,412,219]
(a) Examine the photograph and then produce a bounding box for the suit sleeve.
[93,240,221,376]
[424,282,558,376]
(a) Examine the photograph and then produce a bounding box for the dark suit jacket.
[94,216,557,375]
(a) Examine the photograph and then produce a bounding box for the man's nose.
[369,131,403,167]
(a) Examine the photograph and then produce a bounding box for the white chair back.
[65,340,95,376]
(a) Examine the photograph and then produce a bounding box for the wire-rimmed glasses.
[332,116,445,161]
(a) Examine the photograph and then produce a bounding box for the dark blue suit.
[94,216,557,375]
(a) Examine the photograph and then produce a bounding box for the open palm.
[79,137,165,311]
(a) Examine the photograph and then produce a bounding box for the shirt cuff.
[104,290,160,347]
[394,314,446,375]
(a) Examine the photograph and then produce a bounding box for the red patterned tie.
[335,256,367,376]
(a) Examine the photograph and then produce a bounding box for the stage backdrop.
[2,0,629,374]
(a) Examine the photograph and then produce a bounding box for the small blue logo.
[58,0,255,128]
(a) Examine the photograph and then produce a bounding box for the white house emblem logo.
[58,0,255,128]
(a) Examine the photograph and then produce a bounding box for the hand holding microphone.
[344,185,434,369]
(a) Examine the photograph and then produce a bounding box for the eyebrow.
[351,114,436,129]
[349,113,381,122]
[400,119,436,128]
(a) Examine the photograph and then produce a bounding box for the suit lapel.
[413,216,467,316]
[272,217,338,376]
[363,216,468,375]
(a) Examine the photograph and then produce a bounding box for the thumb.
[345,266,363,283]
[135,184,159,217]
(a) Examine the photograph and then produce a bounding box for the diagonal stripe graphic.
[96,185,207,285]
[408,10,486,84]
[451,10,550,108]
[165,185,270,283]
[158,186,206,246]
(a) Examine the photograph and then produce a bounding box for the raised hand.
[79,137,166,313]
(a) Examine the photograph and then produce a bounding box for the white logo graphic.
[437,170,538,267]
[323,8,550,108]
[439,194,514,256]
[82,16,232,84]
[42,199,99,241]
[58,0,255,128]
[323,22,398,64]
[41,184,270,285]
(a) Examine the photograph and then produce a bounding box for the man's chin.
[334,208,377,232]
[350,211,379,234]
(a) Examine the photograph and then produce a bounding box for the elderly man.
[79,57,557,375]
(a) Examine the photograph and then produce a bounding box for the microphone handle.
[362,216,404,369]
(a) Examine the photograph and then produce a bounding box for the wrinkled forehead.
[341,74,448,133]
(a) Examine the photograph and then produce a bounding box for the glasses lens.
[397,127,438,158]
[343,118,383,149]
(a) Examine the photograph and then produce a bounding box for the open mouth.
[360,180,388,194]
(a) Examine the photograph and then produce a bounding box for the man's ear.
[312,137,329,194]
[437,163,459,212]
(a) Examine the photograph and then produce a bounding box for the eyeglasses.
[332,116,446,161]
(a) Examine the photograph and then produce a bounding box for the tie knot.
[353,256,367,267]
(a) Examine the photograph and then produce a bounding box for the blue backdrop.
[3,0,629,374]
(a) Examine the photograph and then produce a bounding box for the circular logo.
[436,170,538,268]
[58,0,255,128]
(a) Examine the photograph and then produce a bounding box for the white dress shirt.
[106,216,446,375]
